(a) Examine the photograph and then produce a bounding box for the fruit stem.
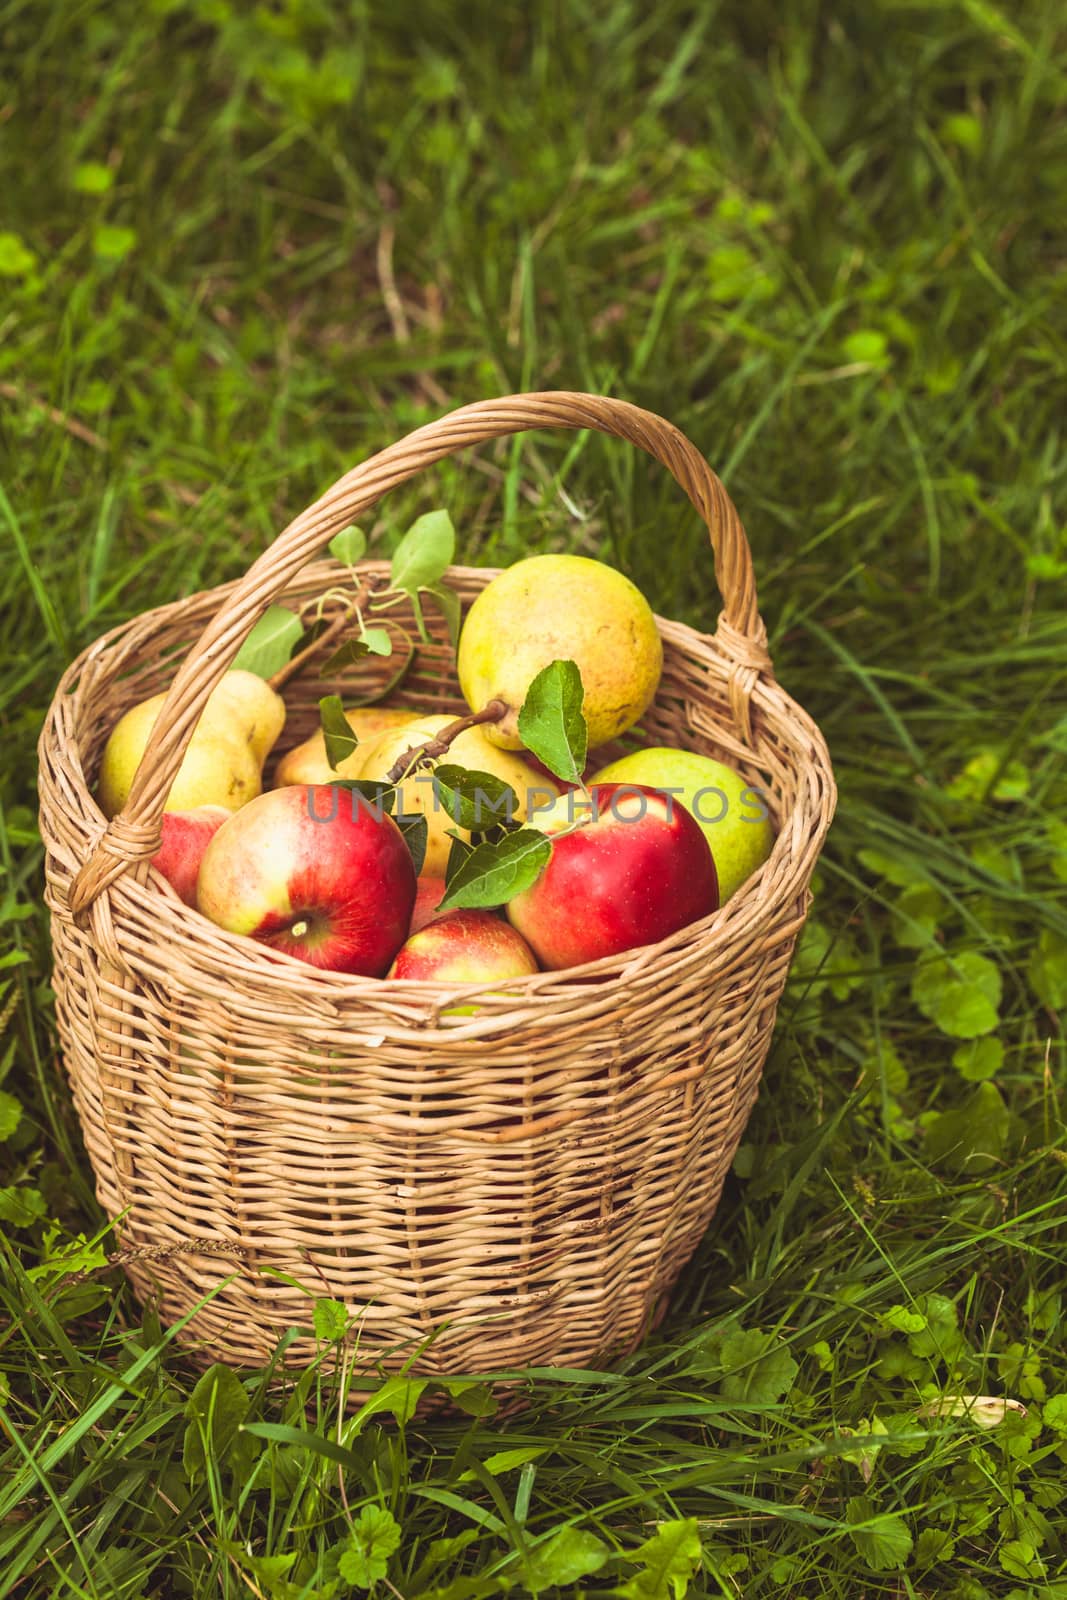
[265,582,390,694]
[384,699,509,784]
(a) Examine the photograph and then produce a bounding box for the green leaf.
[913,1528,956,1568]
[0,1091,21,1141]
[882,1305,926,1335]
[425,582,462,648]
[890,884,943,948]
[718,1328,799,1404]
[522,1527,610,1592]
[318,695,359,769]
[1046,817,1067,884]
[0,231,37,277]
[352,1376,428,1427]
[397,810,428,876]
[844,1496,913,1571]
[1042,1394,1067,1431]
[337,1505,402,1587]
[478,1446,546,1477]
[911,951,1001,1038]
[232,605,304,678]
[432,764,519,833]
[952,1037,1003,1082]
[923,1082,1015,1174]
[219,1542,299,1584]
[946,750,1030,803]
[616,1519,702,1600]
[92,223,137,262]
[843,329,889,365]
[516,660,588,785]
[328,525,367,565]
[438,828,552,912]
[0,1186,46,1226]
[856,849,929,889]
[182,1364,251,1485]
[359,626,393,656]
[319,638,371,677]
[313,1298,349,1341]
[72,161,114,194]
[390,509,455,594]
[1028,929,1067,1010]
[999,1538,1045,1580]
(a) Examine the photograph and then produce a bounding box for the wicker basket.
[38,392,834,1376]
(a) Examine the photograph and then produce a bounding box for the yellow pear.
[456,554,663,750]
[357,714,558,876]
[199,669,287,766]
[97,670,286,819]
[274,706,421,788]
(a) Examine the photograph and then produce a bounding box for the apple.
[410,875,448,935]
[507,783,718,970]
[196,784,416,976]
[389,910,538,1003]
[151,806,229,906]
[588,747,774,903]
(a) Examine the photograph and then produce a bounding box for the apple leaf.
[359,626,393,657]
[432,764,519,833]
[439,828,552,911]
[446,833,475,879]
[319,637,371,677]
[517,660,588,785]
[319,695,359,770]
[390,509,455,595]
[232,605,304,679]
[425,581,462,648]
[397,810,428,876]
[328,525,366,565]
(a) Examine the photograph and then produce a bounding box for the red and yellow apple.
[388,909,539,991]
[196,784,416,976]
[507,782,718,970]
[151,806,229,906]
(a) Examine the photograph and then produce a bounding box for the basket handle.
[70,391,772,918]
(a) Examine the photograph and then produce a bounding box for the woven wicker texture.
[38,393,835,1374]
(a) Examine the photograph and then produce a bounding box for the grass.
[2,0,1066,1593]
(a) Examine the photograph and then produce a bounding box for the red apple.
[506,783,718,970]
[410,875,448,935]
[196,784,416,976]
[389,909,538,986]
[151,806,229,907]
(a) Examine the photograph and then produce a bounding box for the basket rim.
[40,559,835,1031]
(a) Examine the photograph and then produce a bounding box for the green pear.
[588,746,775,903]
[456,554,663,750]
[98,669,286,819]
